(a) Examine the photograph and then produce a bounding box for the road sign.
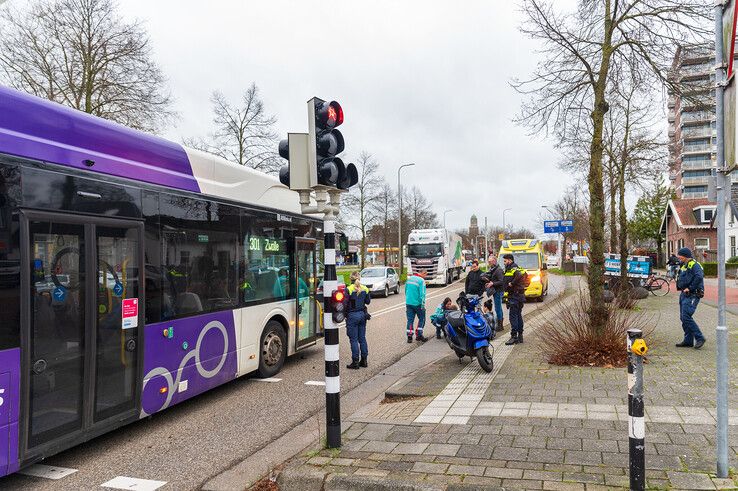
[498,233,505,241]
[544,219,574,234]
[544,220,561,233]
[724,0,737,81]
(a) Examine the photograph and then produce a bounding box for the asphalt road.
[1,274,565,490]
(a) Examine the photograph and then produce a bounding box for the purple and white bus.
[0,86,323,477]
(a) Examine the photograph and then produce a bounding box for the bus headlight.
[530,275,541,283]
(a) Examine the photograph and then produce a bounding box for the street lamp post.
[397,163,415,272]
[443,209,453,229]
[542,205,562,267]
[502,208,512,237]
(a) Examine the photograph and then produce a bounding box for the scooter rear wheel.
[476,346,493,373]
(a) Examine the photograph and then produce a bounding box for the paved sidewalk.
[277,282,738,490]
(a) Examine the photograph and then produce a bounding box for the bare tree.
[346,152,383,269]
[0,0,174,133]
[404,186,438,230]
[184,84,280,173]
[514,0,709,332]
[371,182,397,266]
[606,78,666,301]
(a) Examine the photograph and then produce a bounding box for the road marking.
[101,476,167,491]
[254,377,282,383]
[305,380,326,386]
[369,281,462,318]
[19,464,78,480]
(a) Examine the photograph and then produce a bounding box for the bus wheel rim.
[263,332,282,366]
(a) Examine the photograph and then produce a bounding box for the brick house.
[660,198,717,260]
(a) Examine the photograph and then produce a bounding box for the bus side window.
[0,162,21,350]
[160,195,240,319]
[242,212,290,304]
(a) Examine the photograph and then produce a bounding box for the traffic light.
[309,98,358,190]
[331,287,346,323]
[278,97,359,191]
[338,232,349,255]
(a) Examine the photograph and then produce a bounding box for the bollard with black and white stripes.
[323,218,341,448]
[627,328,648,491]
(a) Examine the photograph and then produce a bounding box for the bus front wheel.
[257,320,287,378]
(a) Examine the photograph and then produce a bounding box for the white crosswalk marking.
[305,380,326,386]
[19,464,78,480]
[254,377,282,383]
[101,476,167,490]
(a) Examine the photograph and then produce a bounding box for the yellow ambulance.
[497,238,549,302]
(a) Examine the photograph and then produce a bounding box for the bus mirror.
[542,263,548,270]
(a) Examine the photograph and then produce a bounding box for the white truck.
[405,228,464,285]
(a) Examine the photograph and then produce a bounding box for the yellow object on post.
[631,338,648,356]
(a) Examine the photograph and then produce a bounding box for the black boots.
[496,319,504,332]
[347,359,360,369]
[407,336,413,344]
[505,332,523,345]
[359,356,368,367]
[417,335,428,343]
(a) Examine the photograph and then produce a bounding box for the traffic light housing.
[309,98,358,190]
[331,287,346,323]
[278,97,358,191]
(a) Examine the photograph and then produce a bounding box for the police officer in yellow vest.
[675,247,706,349]
[346,271,371,369]
[502,254,527,345]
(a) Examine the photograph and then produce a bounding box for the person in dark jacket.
[502,254,526,345]
[675,247,705,349]
[666,254,680,280]
[346,271,371,369]
[465,259,486,296]
[484,254,505,332]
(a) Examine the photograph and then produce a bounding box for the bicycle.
[644,273,670,297]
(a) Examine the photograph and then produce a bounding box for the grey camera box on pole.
[287,133,316,190]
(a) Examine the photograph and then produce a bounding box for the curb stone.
[324,474,445,490]
[275,466,326,491]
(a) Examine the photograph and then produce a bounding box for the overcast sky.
[112,0,582,234]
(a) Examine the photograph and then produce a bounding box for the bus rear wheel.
[257,320,287,378]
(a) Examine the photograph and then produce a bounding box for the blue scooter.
[443,293,494,372]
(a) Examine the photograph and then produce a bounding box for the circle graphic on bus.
[141,320,229,416]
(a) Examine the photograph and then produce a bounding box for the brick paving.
[277,281,738,490]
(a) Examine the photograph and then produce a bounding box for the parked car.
[360,266,400,297]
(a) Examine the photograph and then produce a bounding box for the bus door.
[20,211,143,459]
[295,238,317,350]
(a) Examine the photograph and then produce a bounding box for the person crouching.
[430,297,456,339]
[346,271,371,369]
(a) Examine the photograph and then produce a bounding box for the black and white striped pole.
[627,328,648,491]
[323,218,341,448]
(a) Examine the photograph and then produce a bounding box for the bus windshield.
[408,243,442,258]
[509,252,540,271]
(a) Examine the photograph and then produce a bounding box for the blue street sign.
[544,220,561,233]
[53,286,67,302]
[560,220,574,233]
[113,282,124,297]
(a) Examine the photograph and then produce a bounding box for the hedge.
[700,262,738,277]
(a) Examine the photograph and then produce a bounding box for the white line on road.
[254,378,282,383]
[305,380,326,386]
[19,464,78,480]
[101,476,167,491]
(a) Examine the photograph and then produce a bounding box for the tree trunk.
[586,3,614,334]
[608,170,617,252]
[618,167,628,305]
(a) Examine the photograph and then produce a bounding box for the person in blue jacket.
[346,271,371,369]
[675,247,706,349]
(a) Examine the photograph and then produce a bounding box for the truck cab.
[405,229,463,286]
[498,239,549,302]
